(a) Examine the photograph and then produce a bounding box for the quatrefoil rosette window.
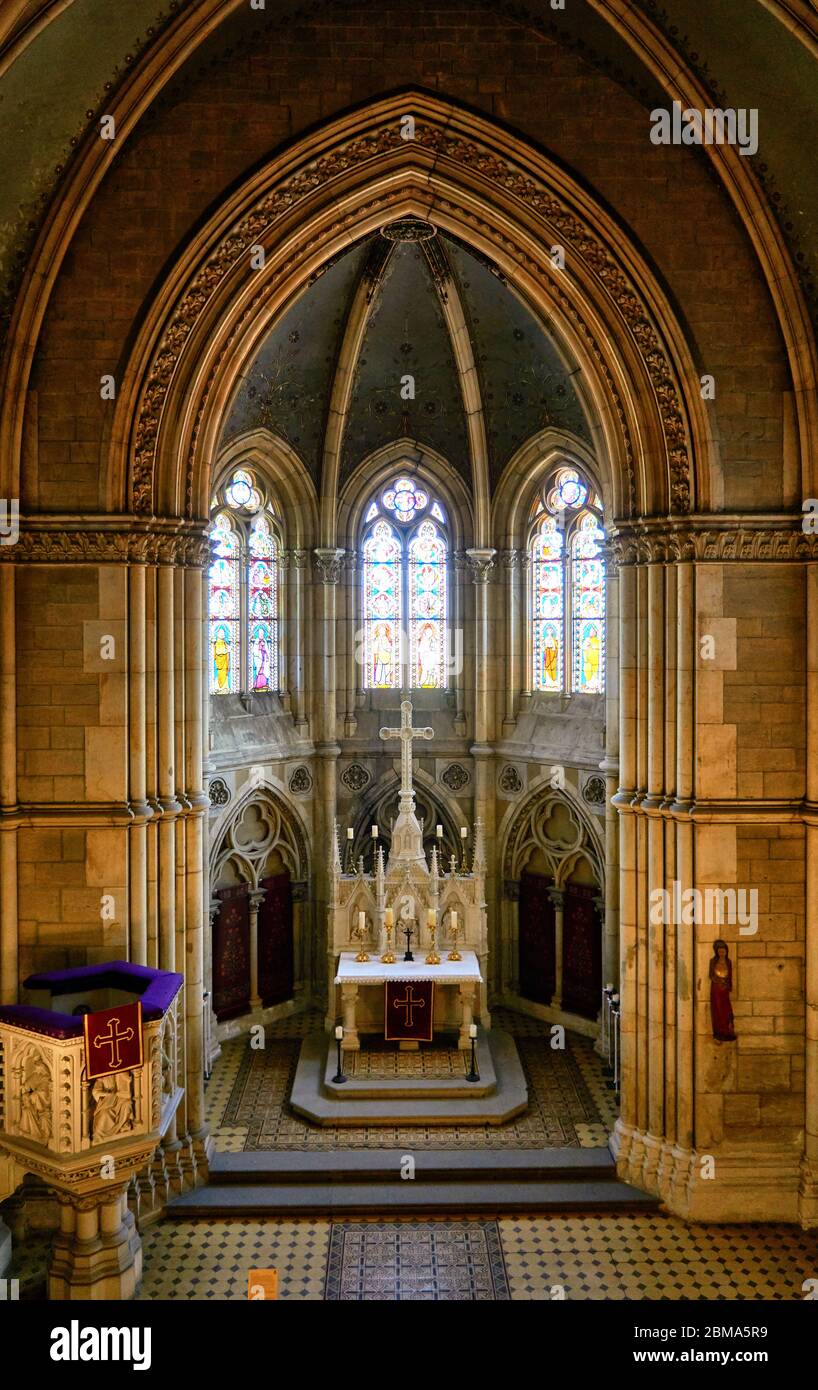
[208,468,280,696]
[529,464,605,695]
[361,476,448,690]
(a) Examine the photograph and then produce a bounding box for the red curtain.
[213,884,251,1021]
[562,883,601,1020]
[518,871,556,1005]
[258,872,294,1007]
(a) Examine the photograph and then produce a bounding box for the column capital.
[465,547,497,582]
[548,887,565,907]
[313,547,346,584]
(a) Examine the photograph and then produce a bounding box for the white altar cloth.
[334,950,482,1048]
[334,949,482,985]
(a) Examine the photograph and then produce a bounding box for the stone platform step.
[168,1147,659,1216]
[292,1028,527,1124]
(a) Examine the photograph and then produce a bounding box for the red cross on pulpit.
[84,1001,144,1078]
[384,980,434,1042]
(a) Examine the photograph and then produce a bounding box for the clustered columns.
[548,887,565,1010]
[127,535,212,1194]
[612,537,725,1218]
[313,547,345,1014]
[466,548,497,961]
[804,562,818,1226]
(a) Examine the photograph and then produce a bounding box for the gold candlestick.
[380,919,396,964]
[353,920,370,963]
[425,921,441,966]
[447,919,462,962]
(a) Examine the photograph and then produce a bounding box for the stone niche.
[0,961,183,1299]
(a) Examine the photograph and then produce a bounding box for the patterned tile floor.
[11,1212,817,1302]
[211,1007,618,1150]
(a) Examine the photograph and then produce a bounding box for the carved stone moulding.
[609,515,818,565]
[288,765,313,795]
[582,773,606,807]
[208,776,231,808]
[129,105,696,518]
[0,516,210,566]
[499,764,524,796]
[341,762,371,793]
[441,762,470,793]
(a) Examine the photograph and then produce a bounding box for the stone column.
[340,982,359,1050]
[453,550,467,733]
[466,549,497,975]
[156,562,179,1169]
[288,549,309,735]
[801,561,818,1226]
[501,548,520,735]
[612,560,638,1168]
[600,556,620,995]
[0,564,17,1003]
[672,559,695,1205]
[344,550,358,736]
[128,562,149,965]
[49,1188,142,1301]
[643,560,666,1191]
[458,981,476,1048]
[183,561,210,1174]
[314,548,344,1012]
[248,888,266,1010]
[548,887,565,1009]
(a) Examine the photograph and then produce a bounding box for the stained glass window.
[409,520,446,689]
[362,478,449,690]
[248,517,277,693]
[209,515,240,694]
[383,477,428,523]
[532,517,564,691]
[571,515,605,693]
[208,469,280,695]
[363,519,401,689]
[530,463,605,695]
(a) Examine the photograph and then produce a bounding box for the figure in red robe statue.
[709,939,736,1042]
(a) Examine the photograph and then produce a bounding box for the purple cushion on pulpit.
[0,961,186,1038]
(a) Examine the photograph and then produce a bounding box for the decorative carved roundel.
[499,765,523,795]
[441,763,470,793]
[208,777,230,807]
[582,774,606,807]
[341,763,371,793]
[288,765,313,795]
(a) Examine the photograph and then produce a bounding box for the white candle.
[460,826,468,839]
[384,908,393,927]
[605,982,613,991]
[427,907,436,927]
[469,1023,477,1039]
[371,824,378,838]
[358,910,366,930]
[347,827,354,841]
[450,909,458,931]
[335,1025,343,1040]
[436,824,443,838]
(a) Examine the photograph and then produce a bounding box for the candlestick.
[425,910,440,965]
[353,914,369,963]
[381,909,396,963]
[332,1026,346,1084]
[466,1023,479,1082]
[447,911,462,961]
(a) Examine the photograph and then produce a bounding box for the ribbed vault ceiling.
[220,230,591,495]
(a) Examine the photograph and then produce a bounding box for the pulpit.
[0,960,183,1300]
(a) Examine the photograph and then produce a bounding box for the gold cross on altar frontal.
[393,984,426,1028]
[379,699,434,808]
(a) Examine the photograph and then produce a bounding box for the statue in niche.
[709,939,736,1042]
[91,1072,135,1141]
[18,1045,53,1143]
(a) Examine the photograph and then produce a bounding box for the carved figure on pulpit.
[91,1071,135,1140]
[18,1045,52,1143]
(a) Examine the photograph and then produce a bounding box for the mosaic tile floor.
[9,1212,817,1302]
[211,1007,617,1150]
[348,1042,468,1078]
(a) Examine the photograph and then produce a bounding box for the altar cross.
[379,699,434,810]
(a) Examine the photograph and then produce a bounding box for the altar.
[335,949,483,1050]
[326,700,491,1046]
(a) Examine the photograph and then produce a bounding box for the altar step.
[169,1147,659,1216]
